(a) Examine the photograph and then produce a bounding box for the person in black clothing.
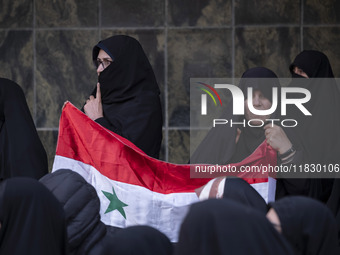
[191,67,302,165]
[110,225,173,255]
[287,50,340,202]
[288,51,340,243]
[83,35,163,159]
[327,179,340,245]
[0,177,67,255]
[175,198,294,255]
[222,177,268,213]
[191,67,308,199]
[0,78,48,180]
[268,196,340,255]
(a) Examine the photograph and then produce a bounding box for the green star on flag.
[102,186,128,219]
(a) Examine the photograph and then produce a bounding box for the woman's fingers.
[96,83,101,102]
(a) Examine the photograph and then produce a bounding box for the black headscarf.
[175,199,294,255]
[0,78,48,180]
[289,50,334,78]
[287,50,340,202]
[89,35,163,159]
[190,67,282,164]
[110,226,173,255]
[0,177,67,255]
[223,177,268,213]
[270,196,340,255]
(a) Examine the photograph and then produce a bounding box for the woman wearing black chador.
[287,50,340,202]
[83,35,163,159]
[0,78,48,180]
[288,50,340,245]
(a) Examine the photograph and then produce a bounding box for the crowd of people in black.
[0,34,339,254]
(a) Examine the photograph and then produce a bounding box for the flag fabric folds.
[52,103,276,242]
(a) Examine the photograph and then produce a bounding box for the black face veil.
[92,35,160,103]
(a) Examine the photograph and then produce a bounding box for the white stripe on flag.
[251,177,276,203]
[53,155,200,242]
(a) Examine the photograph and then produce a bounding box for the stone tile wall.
[0,0,339,168]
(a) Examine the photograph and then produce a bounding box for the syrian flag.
[52,103,276,242]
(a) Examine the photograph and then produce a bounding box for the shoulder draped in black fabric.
[0,78,48,180]
[190,67,285,164]
[89,35,163,159]
[327,179,340,246]
[270,196,340,255]
[0,177,67,255]
[223,177,268,213]
[175,199,294,255]
[40,169,120,255]
[110,225,173,255]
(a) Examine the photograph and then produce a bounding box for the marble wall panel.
[304,0,340,24]
[235,0,300,25]
[168,0,231,27]
[1,0,339,165]
[36,0,98,27]
[168,129,190,163]
[101,0,164,27]
[304,27,340,76]
[167,29,232,127]
[189,129,212,159]
[36,30,98,127]
[235,27,300,77]
[0,0,33,28]
[38,130,59,172]
[159,130,166,161]
[0,31,34,114]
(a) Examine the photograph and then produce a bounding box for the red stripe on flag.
[56,103,275,194]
